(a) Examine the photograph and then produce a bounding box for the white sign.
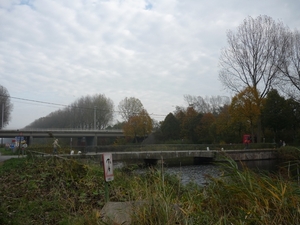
[102,153,114,182]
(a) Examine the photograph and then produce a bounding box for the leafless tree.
[183,95,230,114]
[26,94,114,129]
[219,15,290,99]
[277,30,300,100]
[0,85,13,129]
[219,15,291,143]
[118,97,144,121]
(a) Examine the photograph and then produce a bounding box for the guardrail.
[1,128,123,132]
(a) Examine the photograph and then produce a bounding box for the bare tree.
[0,85,13,129]
[93,94,114,129]
[184,95,210,113]
[219,15,290,143]
[26,94,114,129]
[277,30,300,100]
[183,95,230,114]
[118,97,144,121]
[219,15,290,99]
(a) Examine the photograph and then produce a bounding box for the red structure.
[243,134,251,144]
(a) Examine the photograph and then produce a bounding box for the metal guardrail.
[1,128,123,132]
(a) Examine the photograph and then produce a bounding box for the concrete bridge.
[0,129,124,145]
[73,148,277,166]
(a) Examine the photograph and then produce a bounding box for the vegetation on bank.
[0,148,300,224]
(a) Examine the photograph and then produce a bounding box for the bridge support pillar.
[29,136,33,145]
[144,158,158,166]
[86,137,94,146]
[94,134,97,146]
[194,157,214,164]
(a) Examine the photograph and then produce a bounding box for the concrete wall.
[214,149,277,162]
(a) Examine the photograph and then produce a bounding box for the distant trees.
[156,90,300,144]
[160,113,180,140]
[230,87,262,140]
[118,97,144,121]
[214,105,239,143]
[117,97,153,142]
[123,109,153,143]
[261,89,295,142]
[26,94,114,129]
[261,90,288,133]
[70,94,114,129]
[158,96,229,144]
[0,85,13,129]
[179,106,201,143]
[184,95,230,114]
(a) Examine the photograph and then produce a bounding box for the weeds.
[0,156,105,225]
[1,153,300,224]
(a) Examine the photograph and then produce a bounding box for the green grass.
[0,147,18,155]
[0,152,300,224]
[0,157,105,225]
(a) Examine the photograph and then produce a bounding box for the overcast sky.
[1,0,300,129]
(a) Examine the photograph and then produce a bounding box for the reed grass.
[1,152,300,224]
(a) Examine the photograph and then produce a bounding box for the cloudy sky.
[1,0,299,129]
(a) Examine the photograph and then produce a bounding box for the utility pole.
[94,106,97,146]
[1,103,3,145]
[94,106,97,130]
[1,103,3,130]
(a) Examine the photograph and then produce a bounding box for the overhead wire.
[0,94,169,118]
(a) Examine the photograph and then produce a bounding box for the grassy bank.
[0,152,300,224]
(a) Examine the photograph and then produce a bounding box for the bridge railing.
[24,143,276,155]
[1,128,123,132]
[86,143,276,153]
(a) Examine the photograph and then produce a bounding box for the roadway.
[0,154,24,162]
[0,129,124,138]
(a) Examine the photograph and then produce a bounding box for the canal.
[133,159,279,186]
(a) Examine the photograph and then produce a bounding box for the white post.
[94,106,97,130]
[1,103,3,129]
[1,103,3,146]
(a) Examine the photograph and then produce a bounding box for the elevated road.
[0,129,124,138]
[0,129,124,145]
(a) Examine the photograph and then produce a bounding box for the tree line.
[157,90,300,145]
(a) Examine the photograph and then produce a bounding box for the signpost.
[102,153,114,202]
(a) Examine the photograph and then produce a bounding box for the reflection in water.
[237,159,279,172]
[134,160,279,186]
[164,164,220,186]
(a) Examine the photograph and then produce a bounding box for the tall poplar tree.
[0,85,13,129]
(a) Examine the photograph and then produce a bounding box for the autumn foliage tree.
[123,109,153,143]
[215,105,241,143]
[196,113,216,144]
[230,87,262,141]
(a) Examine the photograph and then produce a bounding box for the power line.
[0,94,169,118]
[2,95,68,107]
